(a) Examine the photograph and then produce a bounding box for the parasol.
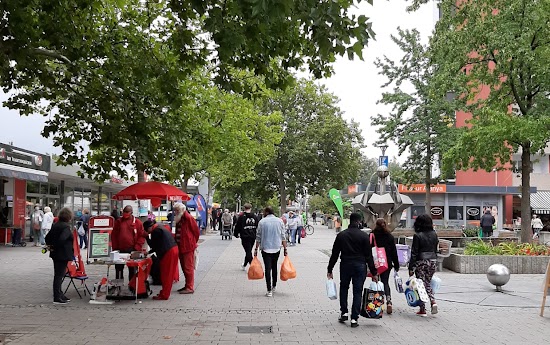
[112,181,191,202]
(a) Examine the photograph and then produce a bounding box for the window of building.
[449,206,464,220]
[466,206,481,220]
[49,183,58,196]
[512,160,533,173]
[27,181,39,194]
[410,206,426,219]
[430,206,444,220]
[39,183,48,195]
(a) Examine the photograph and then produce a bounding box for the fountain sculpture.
[352,165,414,231]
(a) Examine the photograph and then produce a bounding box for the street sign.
[379,155,388,167]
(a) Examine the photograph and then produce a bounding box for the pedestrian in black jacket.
[45,207,74,305]
[409,214,439,316]
[143,220,179,300]
[372,218,400,314]
[234,203,259,270]
[327,213,378,328]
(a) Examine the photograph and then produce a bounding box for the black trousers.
[339,260,366,320]
[261,251,280,291]
[241,237,255,267]
[53,260,68,301]
[380,269,392,301]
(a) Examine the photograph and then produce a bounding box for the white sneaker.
[265,291,273,297]
[272,286,276,293]
[241,264,246,271]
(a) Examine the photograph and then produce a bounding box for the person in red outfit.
[173,203,200,294]
[143,220,179,300]
[111,205,146,281]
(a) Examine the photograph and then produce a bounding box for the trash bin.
[396,244,410,267]
[12,228,22,246]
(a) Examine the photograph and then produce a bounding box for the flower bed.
[443,240,550,274]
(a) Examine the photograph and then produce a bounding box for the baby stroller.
[221,225,232,240]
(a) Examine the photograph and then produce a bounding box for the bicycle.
[304,220,314,235]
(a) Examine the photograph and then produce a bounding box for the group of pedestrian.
[31,206,54,246]
[45,202,200,304]
[327,212,439,327]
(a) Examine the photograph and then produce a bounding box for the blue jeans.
[79,234,88,248]
[290,228,297,244]
[339,261,366,320]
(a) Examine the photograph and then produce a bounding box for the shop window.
[27,181,39,194]
[466,206,481,220]
[40,183,48,195]
[449,206,463,220]
[49,184,58,196]
[410,206,426,219]
[430,206,444,220]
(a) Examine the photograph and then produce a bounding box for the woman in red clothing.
[173,203,200,294]
[143,220,179,300]
[111,205,146,281]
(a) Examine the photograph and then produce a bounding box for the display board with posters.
[87,215,115,263]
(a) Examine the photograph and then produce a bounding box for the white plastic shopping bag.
[326,279,337,300]
[394,271,404,293]
[431,275,441,294]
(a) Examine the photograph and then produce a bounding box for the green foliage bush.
[464,240,550,256]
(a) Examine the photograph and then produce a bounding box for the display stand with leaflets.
[86,215,115,264]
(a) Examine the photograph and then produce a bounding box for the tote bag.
[370,233,389,275]
[360,281,385,319]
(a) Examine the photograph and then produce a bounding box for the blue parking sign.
[379,156,388,167]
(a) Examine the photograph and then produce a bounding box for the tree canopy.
[424,0,550,242]
[1,0,378,182]
[372,28,456,212]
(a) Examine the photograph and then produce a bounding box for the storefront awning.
[531,191,550,214]
[0,167,48,183]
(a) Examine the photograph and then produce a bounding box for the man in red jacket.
[111,205,146,281]
[173,202,200,294]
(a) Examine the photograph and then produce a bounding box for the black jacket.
[234,212,259,239]
[327,225,377,275]
[45,221,74,262]
[409,230,439,271]
[480,212,495,228]
[372,229,400,271]
[146,224,177,260]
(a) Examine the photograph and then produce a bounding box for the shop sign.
[467,208,480,217]
[431,207,443,216]
[110,176,124,184]
[0,143,50,172]
[398,184,447,193]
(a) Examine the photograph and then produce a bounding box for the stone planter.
[443,253,550,274]
[539,231,550,245]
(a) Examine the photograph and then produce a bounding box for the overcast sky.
[0,0,436,161]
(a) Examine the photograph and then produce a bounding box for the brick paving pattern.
[0,224,548,344]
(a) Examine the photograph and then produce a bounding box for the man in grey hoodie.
[255,206,287,297]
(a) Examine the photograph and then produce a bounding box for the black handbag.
[360,282,385,319]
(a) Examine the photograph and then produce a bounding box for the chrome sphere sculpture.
[486,264,510,292]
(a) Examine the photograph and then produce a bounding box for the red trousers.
[179,250,195,291]
[158,246,180,299]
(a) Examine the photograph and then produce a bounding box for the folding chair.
[62,228,91,298]
[63,261,92,298]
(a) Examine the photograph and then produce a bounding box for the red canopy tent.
[112,181,191,202]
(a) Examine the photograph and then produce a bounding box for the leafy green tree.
[257,79,364,213]
[372,28,456,213]
[308,194,337,215]
[1,0,378,182]
[358,156,378,185]
[425,0,550,243]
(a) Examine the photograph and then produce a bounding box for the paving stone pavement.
[0,224,549,345]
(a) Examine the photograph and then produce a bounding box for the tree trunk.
[137,170,146,183]
[520,143,532,243]
[205,174,212,230]
[277,163,287,214]
[424,142,432,215]
[182,177,189,193]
